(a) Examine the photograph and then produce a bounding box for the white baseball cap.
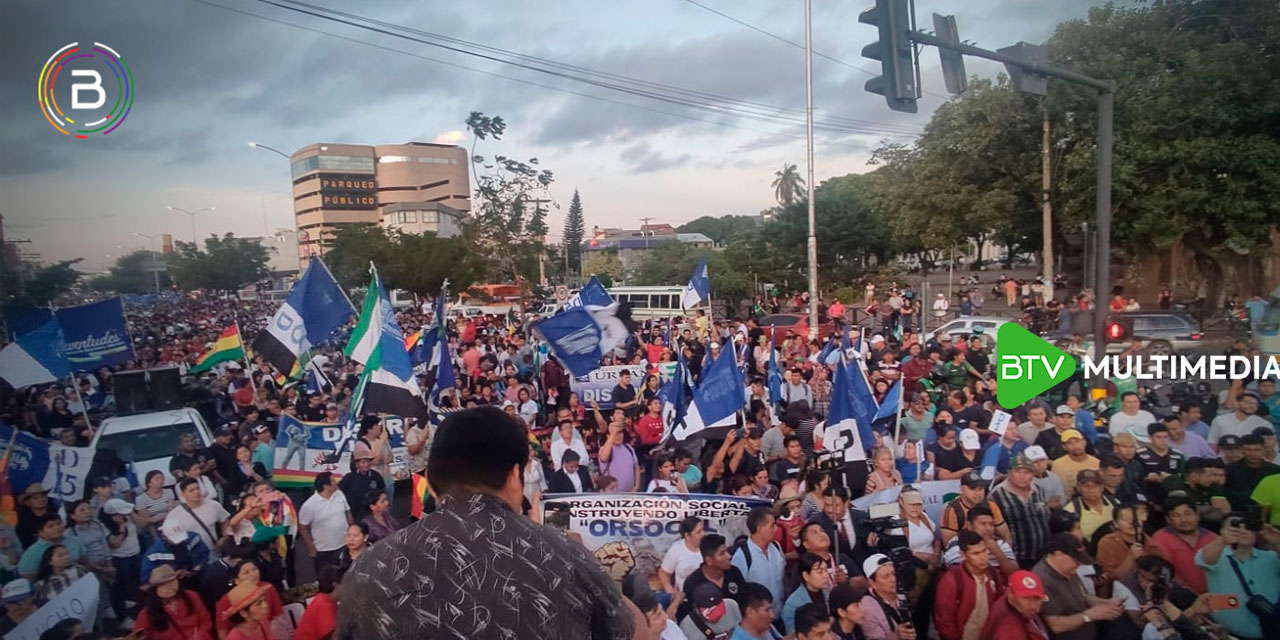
[862,553,892,579]
[162,521,187,544]
[1024,445,1048,462]
[1,579,32,603]
[102,499,134,516]
[959,429,981,450]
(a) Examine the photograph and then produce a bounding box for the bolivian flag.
[190,325,245,373]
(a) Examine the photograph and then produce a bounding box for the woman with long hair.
[799,470,830,523]
[34,544,87,603]
[657,516,704,597]
[641,374,662,405]
[361,493,400,544]
[337,523,369,571]
[213,559,283,639]
[225,445,267,502]
[133,566,214,640]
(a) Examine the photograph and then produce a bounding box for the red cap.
[1008,570,1048,601]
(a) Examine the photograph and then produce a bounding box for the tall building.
[289,142,470,266]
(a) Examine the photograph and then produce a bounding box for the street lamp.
[167,205,215,244]
[136,232,162,292]
[247,141,291,160]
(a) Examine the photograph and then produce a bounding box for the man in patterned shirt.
[990,453,1050,570]
[338,406,636,640]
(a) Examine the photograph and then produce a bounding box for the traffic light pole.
[906,30,1115,362]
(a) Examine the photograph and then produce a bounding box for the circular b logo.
[38,42,133,138]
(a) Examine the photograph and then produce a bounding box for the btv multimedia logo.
[996,323,1076,407]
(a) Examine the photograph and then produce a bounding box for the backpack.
[731,535,779,570]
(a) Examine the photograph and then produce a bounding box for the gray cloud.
[619,142,691,173]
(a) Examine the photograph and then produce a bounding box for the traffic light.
[859,0,918,113]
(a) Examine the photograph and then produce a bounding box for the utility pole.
[1041,102,1055,302]
[804,0,820,339]
[639,216,654,251]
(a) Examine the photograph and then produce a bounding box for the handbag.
[1226,555,1277,626]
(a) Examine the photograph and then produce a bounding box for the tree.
[325,225,484,295]
[167,234,270,293]
[632,243,752,312]
[676,215,761,246]
[89,250,169,294]
[1043,1,1280,305]
[21,259,82,306]
[467,111,555,283]
[869,76,1041,269]
[563,189,585,276]
[583,248,624,286]
[771,163,806,207]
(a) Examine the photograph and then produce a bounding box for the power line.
[193,0,891,148]
[270,0,922,134]
[238,0,922,137]
[680,0,951,102]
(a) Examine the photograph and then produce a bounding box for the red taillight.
[1190,333,1202,341]
[1106,323,1124,340]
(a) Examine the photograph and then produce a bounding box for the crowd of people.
[1,282,1280,640]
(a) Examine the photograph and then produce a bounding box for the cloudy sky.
[1,0,1105,271]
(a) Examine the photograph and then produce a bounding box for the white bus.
[607,286,710,320]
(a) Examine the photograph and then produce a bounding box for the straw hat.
[147,565,180,588]
[17,483,49,502]
[221,582,270,621]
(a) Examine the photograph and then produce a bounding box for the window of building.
[379,155,413,164]
[422,211,439,223]
[291,154,374,178]
[396,211,417,224]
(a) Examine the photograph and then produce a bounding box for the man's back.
[338,492,632,640]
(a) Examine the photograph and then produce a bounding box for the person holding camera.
[1193,511,1280,639]
[860,554,916,640]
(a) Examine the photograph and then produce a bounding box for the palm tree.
[771,164,806,206]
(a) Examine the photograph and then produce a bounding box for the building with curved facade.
[289,142,469,268]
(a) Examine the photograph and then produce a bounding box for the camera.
[865,502,922,593]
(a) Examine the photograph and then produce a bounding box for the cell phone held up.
[1204,594,1239,612]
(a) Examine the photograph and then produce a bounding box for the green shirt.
[899,410,935,441]
[940,361,974,389]
[1250,473,1280,525]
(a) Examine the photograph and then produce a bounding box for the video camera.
[865,502,923,593]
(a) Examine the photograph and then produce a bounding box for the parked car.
[90,408,214,486]
[924,316,1013,344]
[1113,312,1203,355]
[758,313,835,345]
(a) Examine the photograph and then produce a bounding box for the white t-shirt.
[1109,410,1157,438]
[163,499,229,552]
[1208,412,1272,445]
[661,540,704,591]
[299,490,352,552]
[550,436,590,472]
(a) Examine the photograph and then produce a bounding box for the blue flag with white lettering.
[532,307,604,377]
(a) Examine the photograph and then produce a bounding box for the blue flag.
[826,360,874,461]
[693,348,746,427]
[873,379,902,422]
[254,258,354,375]
[658,351,688,443]
[563,275,613,309]
[532,307,604,377]
[682,256,710,310]
[0,318,70,388]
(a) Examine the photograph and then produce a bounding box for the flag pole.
[893,380,904,448]
[70,374,93,432]
[234,320,256,393]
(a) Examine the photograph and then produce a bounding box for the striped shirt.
[990,482,1049,565]
[134,490,173,523]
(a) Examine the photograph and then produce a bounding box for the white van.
[91,408,214,486]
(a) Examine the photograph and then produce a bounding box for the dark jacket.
[547,467,593,494]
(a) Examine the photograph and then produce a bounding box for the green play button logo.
[996,322,1076,407]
